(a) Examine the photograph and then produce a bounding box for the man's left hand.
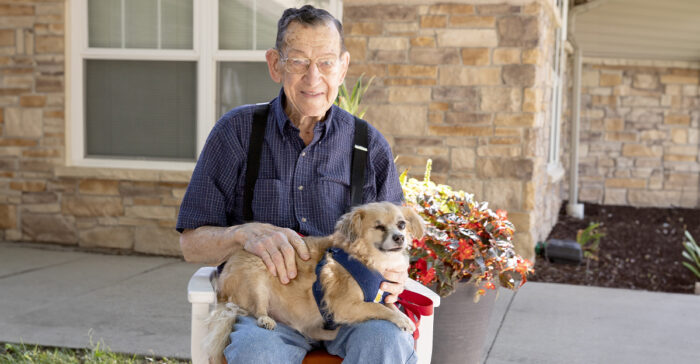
[381,268,408,304]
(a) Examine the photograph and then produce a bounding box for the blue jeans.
[224,315,417,364]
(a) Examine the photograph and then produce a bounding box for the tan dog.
[204,202,424,363]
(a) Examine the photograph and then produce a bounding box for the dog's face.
[335,202,424,262]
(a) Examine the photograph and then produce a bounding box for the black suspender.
[243,103,270,222]
[243,106,368,222]
[350,118,368,208]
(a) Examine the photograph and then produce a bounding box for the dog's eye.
[397,221,406,230]
[375,224,386,232]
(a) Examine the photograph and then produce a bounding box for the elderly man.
[176,5,415,364]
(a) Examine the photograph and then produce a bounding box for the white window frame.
[68,0,341,171]
[547,0,568,179]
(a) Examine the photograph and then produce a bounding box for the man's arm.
[180,223,310,284]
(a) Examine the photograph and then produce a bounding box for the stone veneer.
[570,59,700,208]
[0,1,185,255]
[343,0,565,260]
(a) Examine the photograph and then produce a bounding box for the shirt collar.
[270,88,335,141]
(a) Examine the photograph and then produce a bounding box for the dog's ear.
[401,206,425,239]
[336,207,365,243]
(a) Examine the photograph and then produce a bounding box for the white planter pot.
[431,282,497,364]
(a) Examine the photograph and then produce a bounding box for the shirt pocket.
[252,178,291,227]
[316,171,351,232]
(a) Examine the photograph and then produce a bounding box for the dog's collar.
[312,247,390,330]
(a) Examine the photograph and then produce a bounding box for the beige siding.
[575,0,700,61]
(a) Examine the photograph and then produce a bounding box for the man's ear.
[401,206,425,240]
[337,50,350,83]
[266,48,283,83]
[336,207,364,243]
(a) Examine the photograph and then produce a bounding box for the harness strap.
[313,247,390,330]
[312,251,335,330]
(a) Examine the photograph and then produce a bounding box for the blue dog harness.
[312,247,391,330]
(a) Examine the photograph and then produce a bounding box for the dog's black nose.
[392,234,404,244]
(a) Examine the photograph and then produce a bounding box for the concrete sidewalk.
[1,242,699,363]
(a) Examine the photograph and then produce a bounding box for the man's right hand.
[233,223,311,284]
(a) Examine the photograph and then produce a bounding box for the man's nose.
[392,233,404,245]
[303,61,323,81]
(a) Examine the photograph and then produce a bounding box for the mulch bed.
[529,202,700,294]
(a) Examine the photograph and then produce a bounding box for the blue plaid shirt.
[176,89,403,236]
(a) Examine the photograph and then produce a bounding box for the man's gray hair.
[275,5,346,54]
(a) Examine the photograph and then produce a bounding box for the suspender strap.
[244,107,367,221]
[243,103,270,222]
[350,117,368,208]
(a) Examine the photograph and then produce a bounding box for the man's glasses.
[280,54,342,75]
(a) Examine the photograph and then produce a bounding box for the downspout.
[564,0,609,219]
[566,36,584,219]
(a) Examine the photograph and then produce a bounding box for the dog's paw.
[392,312,416,333]
[256,315,277,330]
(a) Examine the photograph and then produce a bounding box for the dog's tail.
[203,302,244,364]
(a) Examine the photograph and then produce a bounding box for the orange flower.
[455,240,475,261]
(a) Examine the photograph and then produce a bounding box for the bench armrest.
[188,266,217,304]
[188,266,217,364]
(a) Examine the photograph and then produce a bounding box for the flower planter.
[431,282,497,364]
[695,282,700,295]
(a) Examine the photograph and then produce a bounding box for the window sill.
[55,165,193,183]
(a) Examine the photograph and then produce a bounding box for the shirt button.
[301,217,307,223]
[298,185,304,190]
[301,152,306,157]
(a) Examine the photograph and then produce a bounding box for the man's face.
[266,21,349,123]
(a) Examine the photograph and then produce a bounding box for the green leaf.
[682,261,700,279]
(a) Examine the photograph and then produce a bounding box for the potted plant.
[401,160,533,364]
[681,230,700,295]
[334,74,374,118]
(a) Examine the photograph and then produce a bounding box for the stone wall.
[0,1,185,256]
[343,0,565,260]
[571,59,700,208]
[0,0,567,259]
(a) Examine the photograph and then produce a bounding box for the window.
[69,0,340,170]
[548,0,568,175]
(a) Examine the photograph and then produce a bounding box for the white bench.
[187,266,441,364]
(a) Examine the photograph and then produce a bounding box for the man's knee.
[352,319,413,345]
[224,318,307,364]
[339,320,416,363]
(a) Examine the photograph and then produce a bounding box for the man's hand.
[233,223,310,284]
[380,267,408,304]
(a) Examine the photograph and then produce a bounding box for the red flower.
[413,238,425,249]
[415,258,427,271]
[420,267,436,285]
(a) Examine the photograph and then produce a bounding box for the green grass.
[0,343,189,364]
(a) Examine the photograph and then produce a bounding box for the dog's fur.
[204,202,424,363]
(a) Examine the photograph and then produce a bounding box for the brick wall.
[0,0,186,256]
[343,0,565,260]
[569,59,700,208]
